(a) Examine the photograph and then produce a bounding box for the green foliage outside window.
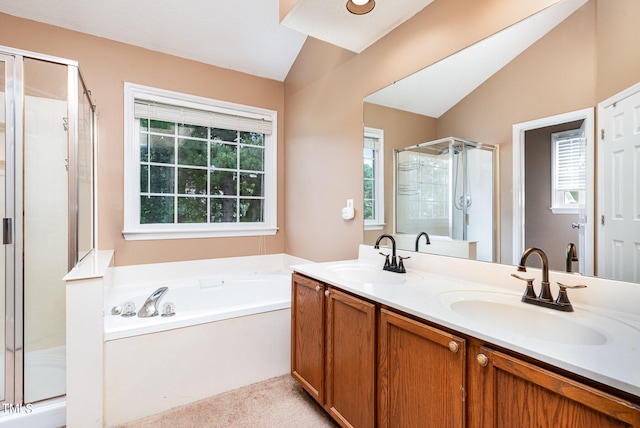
[140,119,265,225]
[364,147,375,221]
[364,163,374,220]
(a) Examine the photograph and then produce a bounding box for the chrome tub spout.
[138,286,169,318]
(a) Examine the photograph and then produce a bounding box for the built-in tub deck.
[104,271,292,340]
[101,254,310,426]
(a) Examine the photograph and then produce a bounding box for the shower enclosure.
[395,137,497,262]
[0,47,95,417]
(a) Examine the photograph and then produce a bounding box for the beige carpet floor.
[117,375,339,428]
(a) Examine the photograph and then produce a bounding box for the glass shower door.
[0,49,94,415]
[22,57,68,403]
[454,144,496,262]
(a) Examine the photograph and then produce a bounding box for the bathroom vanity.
[291,246,640,427]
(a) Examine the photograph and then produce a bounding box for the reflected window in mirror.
[551,129,586,214]
[364,127,385,230]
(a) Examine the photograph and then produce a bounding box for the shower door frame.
[1,50,21,407]
[0,45,93,407]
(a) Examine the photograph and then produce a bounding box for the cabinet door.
[325,287,376,428]
[378,308,466,428]
[475,346,640,427]
[291,273,325,403]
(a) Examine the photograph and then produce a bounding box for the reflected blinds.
[555,134,586,190]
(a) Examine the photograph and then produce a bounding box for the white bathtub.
[102,254,308,427]
[104,270,292,340]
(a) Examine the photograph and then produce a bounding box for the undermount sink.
[326,263,408,285]
[437,291,609,346]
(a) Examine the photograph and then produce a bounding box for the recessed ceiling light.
[346,0,375,15]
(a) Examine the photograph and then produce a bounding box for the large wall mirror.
[363,0,640,283]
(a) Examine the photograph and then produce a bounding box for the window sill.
[364,223,386,231]
[122,227,278,241]
[549,207,580,215]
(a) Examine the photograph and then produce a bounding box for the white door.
[598,84,640,282]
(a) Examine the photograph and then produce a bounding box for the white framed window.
[364,127,385,230]
[550,129,586,214]
[123,83,277,240]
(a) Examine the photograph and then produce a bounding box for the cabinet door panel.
[326,288,376,428]
[378,308,466,428]
[479,347,640,428]
[291,273,325,403]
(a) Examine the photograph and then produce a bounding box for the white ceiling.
[0,0,587,113]
[0,0,433,82]
[281,0,434,53]
[0,0,306,81]
[364,0,587,118]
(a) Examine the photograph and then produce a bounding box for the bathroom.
[1,0,639,426]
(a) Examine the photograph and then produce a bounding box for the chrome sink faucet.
[374,234,407,273]
[138,286,169,317]
[415,231,431,252]
[512,247,585,312]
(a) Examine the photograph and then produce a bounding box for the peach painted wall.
[362,103,437,245]
[597,0,640,101]
[0,13,286,266]
[284,0,560,262]
[437,0,597,263]
[0,0,562,266]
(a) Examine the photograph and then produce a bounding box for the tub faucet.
[138,287,169,318]
[415,231,431,252]
[566,243,578,273]
[374,234,406,273]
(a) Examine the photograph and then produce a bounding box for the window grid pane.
[363,129,384,227]
[140,120,266,225]
[364,148,376,221]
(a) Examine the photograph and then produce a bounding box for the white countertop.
[64,250,114,282]
[292,245,640,398]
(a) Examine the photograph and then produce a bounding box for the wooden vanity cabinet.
[326,286,376,427]
[293,272,640,427]
[466,340,640,428]
[291,272,325,403]
[378,308,466,428]
[291,273,376,428]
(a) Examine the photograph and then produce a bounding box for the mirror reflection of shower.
[448,142,474,212]
[395,137,497,262]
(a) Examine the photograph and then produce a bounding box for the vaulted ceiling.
[0,0,583,116]
[0,0,433,81]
